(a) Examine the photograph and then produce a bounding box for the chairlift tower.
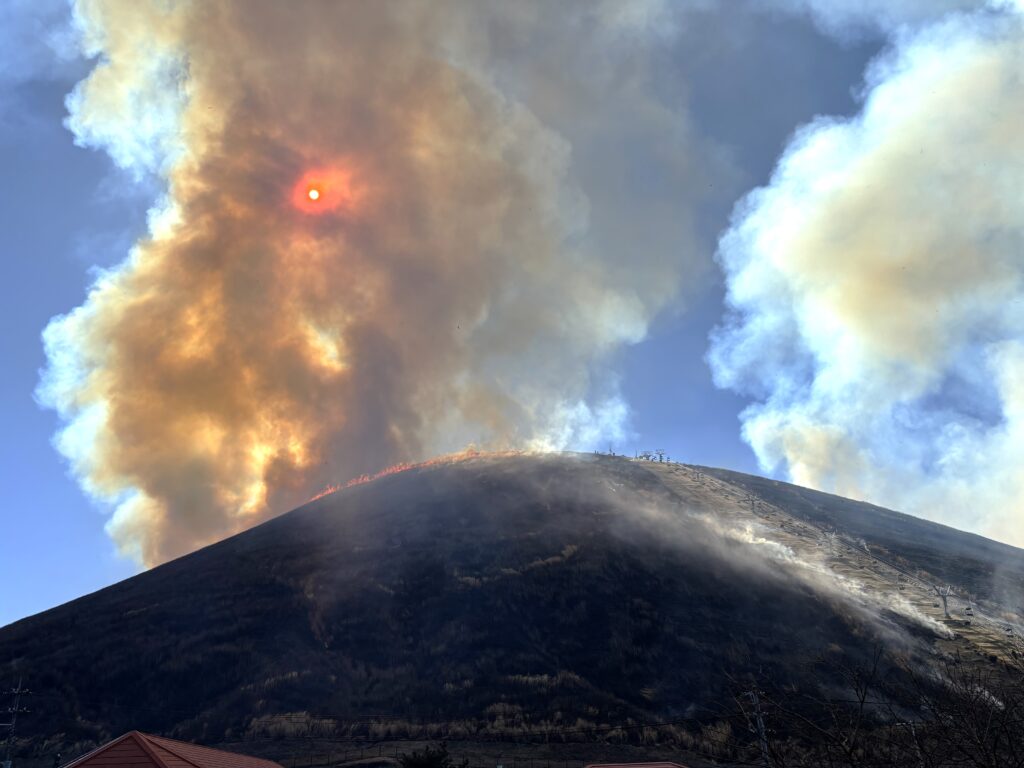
[822,530,838,555]
[931,585,953,619]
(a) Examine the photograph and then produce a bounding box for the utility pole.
[909,722,925,768]
[745,690,773,768]
[893,722,926,768]
[1,678,30,768]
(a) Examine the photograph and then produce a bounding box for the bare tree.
[726,649,1024,768]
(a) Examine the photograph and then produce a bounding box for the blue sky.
[13,0,1004,626]
[0,43,150,621]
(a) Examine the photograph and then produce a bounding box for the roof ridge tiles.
[59,732,281,768]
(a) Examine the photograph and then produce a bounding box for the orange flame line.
[306,448,526,503]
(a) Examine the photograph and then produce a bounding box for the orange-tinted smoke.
[40,0,706,565]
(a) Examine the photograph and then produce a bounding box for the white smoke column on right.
[709,6,1024,546]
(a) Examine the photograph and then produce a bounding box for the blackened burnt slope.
[0,454,990,756]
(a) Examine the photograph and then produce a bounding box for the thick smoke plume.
[710,4,1024,546]
[39,1,708,565]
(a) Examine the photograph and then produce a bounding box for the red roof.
[62,732,282,768]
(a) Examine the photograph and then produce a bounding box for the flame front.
[307,448,525,503]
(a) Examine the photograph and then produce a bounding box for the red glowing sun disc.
[291,167,358,215]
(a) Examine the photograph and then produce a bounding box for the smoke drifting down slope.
[38,1,712,564]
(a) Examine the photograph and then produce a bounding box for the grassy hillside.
[2,454,1020,765]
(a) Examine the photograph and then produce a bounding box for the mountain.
[2,453,1022,764]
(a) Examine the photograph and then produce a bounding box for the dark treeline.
[720,648,1024,768]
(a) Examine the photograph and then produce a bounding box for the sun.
[292,166,362,215]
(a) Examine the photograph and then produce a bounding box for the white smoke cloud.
[710,5,1024,547]
[38,1,719,565]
